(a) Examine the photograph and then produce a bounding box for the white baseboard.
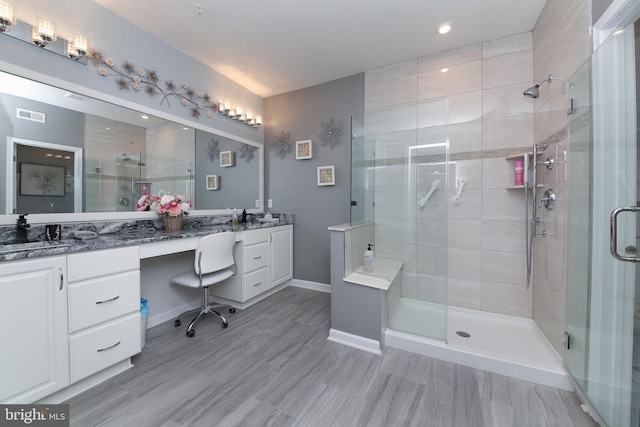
[328,328,381,355]
[147,299,200,328]
[289,278,331,293]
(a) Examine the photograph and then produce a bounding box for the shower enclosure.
[564,5,640,425]
[351,99,449,341]
[84,152,192,212]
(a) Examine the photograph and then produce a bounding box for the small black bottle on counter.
[241,209,247,223]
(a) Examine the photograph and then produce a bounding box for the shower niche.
[505,152,543,189]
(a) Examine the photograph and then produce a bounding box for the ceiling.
[28,0,547,98]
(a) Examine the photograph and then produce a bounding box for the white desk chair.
[171,232,237,337]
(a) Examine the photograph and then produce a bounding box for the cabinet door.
[0,257,70,403]
[269,225,293,288]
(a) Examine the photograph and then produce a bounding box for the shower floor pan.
[386,298,571,390]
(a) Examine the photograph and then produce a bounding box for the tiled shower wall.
[84,116,195,212]
[365,32,536,318]
[531,0,591,353]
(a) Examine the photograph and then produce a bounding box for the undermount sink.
[0,240,73,254]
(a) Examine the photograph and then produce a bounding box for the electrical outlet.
[268,199,273,208]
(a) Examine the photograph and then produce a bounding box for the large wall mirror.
[0,71,263,224]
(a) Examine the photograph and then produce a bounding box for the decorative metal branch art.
[207,139,220,162]
[319,118,345,149]
[239,144,257,162]
[88,49,217,119]
[272,131,292,158]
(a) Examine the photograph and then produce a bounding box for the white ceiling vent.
[16,108,46,124]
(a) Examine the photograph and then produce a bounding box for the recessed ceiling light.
[141,115,149,119]
[441,68,449,73]
[438,23,452,35]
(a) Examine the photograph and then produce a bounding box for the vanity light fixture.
[438,23,452,35]
[31,18,56,47]
[66,34,88,60]
[0,1,14,33]
[215,100,261,128]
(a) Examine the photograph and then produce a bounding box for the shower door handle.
[610,206,640,262]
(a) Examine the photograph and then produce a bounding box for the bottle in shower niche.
[515,161,524,186]
[364,244,374,273]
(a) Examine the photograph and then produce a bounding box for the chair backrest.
[194,232,236,275]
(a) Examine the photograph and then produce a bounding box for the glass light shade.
[228,108,235,117]
[235,106,243,117]
[37,19,56,41]
[224,101,231,112]
[0,1,14,25]
[217,102,225,113]
[72,35,88,54]
[246,111,253,122]
[239,114,246,122]
[255,116,262,126]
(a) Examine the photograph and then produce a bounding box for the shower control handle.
[610,206,640,263]
[538,189,556,210]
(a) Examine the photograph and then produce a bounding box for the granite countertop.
[0,214,294,262]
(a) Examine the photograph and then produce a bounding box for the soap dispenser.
[364,244,374,273]
[232,208,239,226]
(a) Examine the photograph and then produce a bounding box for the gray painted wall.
[264,74,365,285]
[592,0,614,24]
[194,130,260,211]
[0,1,263,146]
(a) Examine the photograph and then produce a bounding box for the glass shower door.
[565,7,640,426]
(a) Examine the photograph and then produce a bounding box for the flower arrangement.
[155,194,192,217]
[136,195,160,212]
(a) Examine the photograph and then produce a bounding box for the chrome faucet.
[16,214,30,243]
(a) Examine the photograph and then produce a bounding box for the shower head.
[523,74,564,99]
[523,86,540,99]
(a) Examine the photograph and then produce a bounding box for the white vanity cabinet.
[66,246,141,383]
[0,256,70,404]
[209,225,293,304]
[269,225,293,288]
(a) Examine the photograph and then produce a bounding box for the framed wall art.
[296,140,312,160]
[220,151,235,167]
[20,163,65,196]
[317,165,335,186]
[206,174,219,190]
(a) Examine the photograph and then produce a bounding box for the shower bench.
[328,223,403,354]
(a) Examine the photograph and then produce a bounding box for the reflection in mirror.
[0,70,262,220]
[7,138,83,214]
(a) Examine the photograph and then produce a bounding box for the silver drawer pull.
[253,256,262,259]
[97,341,121,352]
[253,282,262,287]
[96,295,120,304]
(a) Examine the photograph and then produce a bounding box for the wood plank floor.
[66,286,598,427]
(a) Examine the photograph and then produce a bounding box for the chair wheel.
[186,329,195,337]
[174,319,181,327]
[222,322,228,329]
[229,307,236,313]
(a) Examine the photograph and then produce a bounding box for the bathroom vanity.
[0,216,293,404]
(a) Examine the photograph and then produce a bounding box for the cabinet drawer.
[68,271,140,333]
[244,243,268,273]
[69,313,141,383]
[68,246,140,283]
[244,229,268,245]
[244,268,269,301]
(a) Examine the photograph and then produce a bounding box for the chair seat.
[171,268,235,289]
